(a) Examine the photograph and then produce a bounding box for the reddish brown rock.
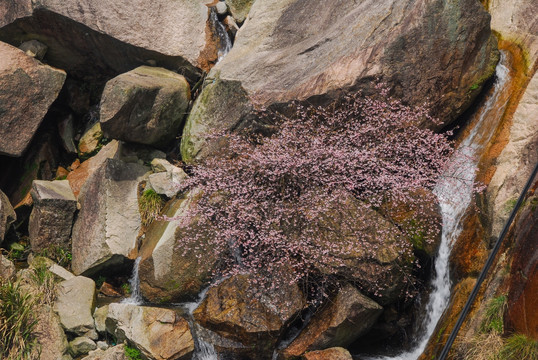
[0,41,65,157]
[282,284,382,359]
[505,194,538,339]
[67,141,120,198]
[303,347,353,360]
[193,274,305,358]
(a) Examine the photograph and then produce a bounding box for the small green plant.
[124,344,142,360]
[470,83,480,91]
[30,261,56,305]
[139,189,165,227]
[0,279,39,359]
[497,334,538,360]
[121,283,131,295]
[481,295,507,334]
[36,245,72,269]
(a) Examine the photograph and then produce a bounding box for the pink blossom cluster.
[175,92,455,299]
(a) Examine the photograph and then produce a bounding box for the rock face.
[69,337,97,357]
[34,306,70,360]
[193,274,305,358]
[28,180,77,252]
[71,158,148,276]
[0,0,220,80]
[486,73,538,241]
[100,66,191,148]
[0,254,16,280]
[54,276,97,338]
[106,303,194,360]
[147,159,188,198]
[67,140,121,198]
[82,345,128,360]
[181,0,498,161]
[0,189,16,244]
[305,195,414,305]
[505,196,538,338]
[0,41,66,156]
[303,347,353,360]
[139,191,219,303]
[282,284,382,358]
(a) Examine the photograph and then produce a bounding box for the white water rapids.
[365,51,511,360]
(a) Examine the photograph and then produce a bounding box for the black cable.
[438,160,538,360]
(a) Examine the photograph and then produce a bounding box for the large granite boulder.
[106,303,194,360]
[54,276,97,339]
[0,0,224,81]
[0,41,65,156]
[193,274,305,358]
[0,189,16,244]
[100,66,191,148]
[282,284,382,358]
[28,180,77,252]
[138,191,219,303]
[181,0,498,162]
[303,195,414,305]
[71,158,149,276]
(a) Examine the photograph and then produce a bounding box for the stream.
[363,50,511,360]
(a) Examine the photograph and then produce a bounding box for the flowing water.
[180,287,219,360]
[363,51,511,360]
[210,8,232,62]
[121,257,144,305]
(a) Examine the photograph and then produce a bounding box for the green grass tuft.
[124,344,142,360]
[497,334,538,360]
[139,188,165,227]
[0,279,39,359]
[481,295,507,334]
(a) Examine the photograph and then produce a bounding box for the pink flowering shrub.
[175,91,455,299]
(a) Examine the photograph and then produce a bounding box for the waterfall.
[181,287,219,360]
[209,8,232,62]
[364,51,511,360]
[121,257,144,305]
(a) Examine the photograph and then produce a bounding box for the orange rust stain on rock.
[476,40,534,186]
[449,213,488,282]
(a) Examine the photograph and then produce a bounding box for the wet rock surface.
[303,347,353,360]
[0,41,66,156]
